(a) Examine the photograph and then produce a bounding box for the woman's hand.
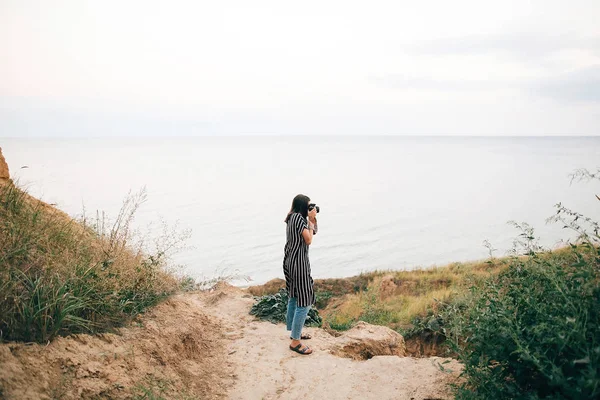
[308,208,317,219]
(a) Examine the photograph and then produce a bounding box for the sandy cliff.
[0,147,10,181]
[0,283,462,399]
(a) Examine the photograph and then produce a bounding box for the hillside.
[0,283,461,399]
[2,147,598,399]
[0,148,460,399]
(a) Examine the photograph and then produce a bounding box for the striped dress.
[283,212,315,307]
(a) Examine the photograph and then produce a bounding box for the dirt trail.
[199,284,462,400]
[0,284,461,399]
[0,296,231,399]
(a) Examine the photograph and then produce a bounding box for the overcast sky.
[1,0,599,137]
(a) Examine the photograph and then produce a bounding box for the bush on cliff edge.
[445,170,600,399]
[0,183,187,342]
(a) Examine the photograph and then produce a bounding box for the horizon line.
[2,134,600,140]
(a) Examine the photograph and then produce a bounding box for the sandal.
[289,333,311,340]
[289,343,313,355]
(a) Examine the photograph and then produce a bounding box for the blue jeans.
[286,297,310,340]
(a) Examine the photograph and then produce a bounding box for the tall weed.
[0,184,188,342]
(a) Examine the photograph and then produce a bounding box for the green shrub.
[404,311,445,339]
[447,246,599,399]
[445,171,600,399]
[249,289,322,327]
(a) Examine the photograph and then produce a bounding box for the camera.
[308,203,320,213]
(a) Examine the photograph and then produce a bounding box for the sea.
[2,136,599,286]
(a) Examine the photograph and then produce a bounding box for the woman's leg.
[290,304,310,340]
[286,297,297,332]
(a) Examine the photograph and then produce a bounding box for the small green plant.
[249,289,322,327]
[314,290,333,309]
[131,374,197,400]
[132,375,170,400]
[326,313,354,331]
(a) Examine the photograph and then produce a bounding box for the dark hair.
[285,194,310,223]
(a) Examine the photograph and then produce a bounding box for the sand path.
[0,284,461,399]
[196,284,461,400]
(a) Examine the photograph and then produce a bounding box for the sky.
[1,0,599,137]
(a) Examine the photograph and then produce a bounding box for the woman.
[283,194,318,355]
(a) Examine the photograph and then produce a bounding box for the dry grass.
[319,259,509,332]
[245,257,510,333]
[247,274,371,298]
[317,250,583,334]
[246,223,580,335]
[246,248,582,335]
[0,182,187,342]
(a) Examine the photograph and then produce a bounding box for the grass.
[131,376,169,400]
[251,249,583,338]
[249,257,509,334]
[0,182,188,342]
[131,375,196,400]
[318,259,507,333]
[322,248,589,336]
[246,234,586,357]
[246,274,371,299]
[250,247,580,339]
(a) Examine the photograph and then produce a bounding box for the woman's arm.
[302,219,315,245]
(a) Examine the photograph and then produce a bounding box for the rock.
[331,321,406,360]
[0,147,9,181]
